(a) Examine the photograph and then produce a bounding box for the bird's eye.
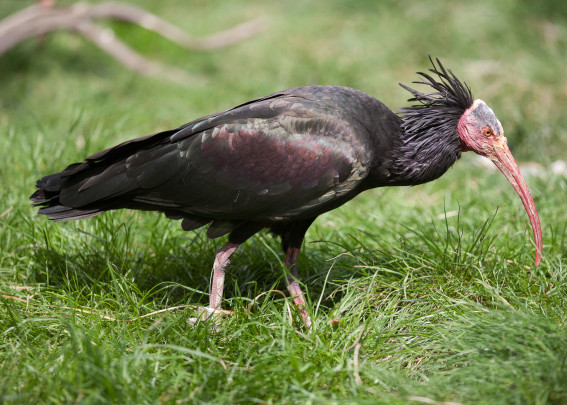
[483,127,493,137]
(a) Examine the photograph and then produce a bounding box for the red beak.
[489,143,543,265]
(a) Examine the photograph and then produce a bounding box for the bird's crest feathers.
[400,57,473,111]
[399,57,474,144]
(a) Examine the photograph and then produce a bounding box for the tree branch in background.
[0,2,267,82]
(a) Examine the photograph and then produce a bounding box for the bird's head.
[457,99,504,154]
[400,58,542,266]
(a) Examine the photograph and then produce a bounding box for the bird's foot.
[293,299,313,333]
[287,279,313,333]
[187,306,233,326]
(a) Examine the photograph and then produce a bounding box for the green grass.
[1,0,566,403]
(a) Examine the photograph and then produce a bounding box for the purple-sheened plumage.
[31,58,543,329]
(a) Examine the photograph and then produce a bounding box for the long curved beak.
[489,141,543,266]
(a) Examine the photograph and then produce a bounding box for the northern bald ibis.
[31,58,543,328]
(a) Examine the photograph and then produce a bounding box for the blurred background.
[1,0,565,166]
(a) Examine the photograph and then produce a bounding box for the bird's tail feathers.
[30,169,110,222]
[36,203,105,222]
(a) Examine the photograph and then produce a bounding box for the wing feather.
[141,112,370,221]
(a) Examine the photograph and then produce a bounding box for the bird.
[31,58,543,329]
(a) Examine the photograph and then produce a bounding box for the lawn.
[1,0,566,403]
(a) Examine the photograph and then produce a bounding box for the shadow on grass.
[23,206,503,321]
[26,224,384,313]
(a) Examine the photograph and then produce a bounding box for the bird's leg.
[189,241,239,324]
[209,241,239,311]
[190,223,265,326]
[285,246,312,330]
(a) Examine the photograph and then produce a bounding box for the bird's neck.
[389,126,462,186]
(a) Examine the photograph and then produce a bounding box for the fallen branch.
[0,2,266,81]
[83,2,267,50]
